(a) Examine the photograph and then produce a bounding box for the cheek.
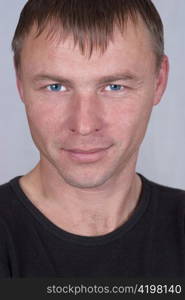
[107,97,153,144]
[108,104,141,133]
[25,102,59,146]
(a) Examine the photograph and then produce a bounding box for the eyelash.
[45,83,126,93]
[47,84,67,92]
[104,84,125,92]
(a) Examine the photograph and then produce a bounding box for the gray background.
[0,0,185,188]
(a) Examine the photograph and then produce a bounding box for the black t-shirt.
[0,174,185,278]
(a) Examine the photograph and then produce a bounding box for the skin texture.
[16,18,169,236]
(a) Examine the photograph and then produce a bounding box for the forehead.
[20,18,156,77]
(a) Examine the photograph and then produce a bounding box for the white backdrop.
[0,0,185,188]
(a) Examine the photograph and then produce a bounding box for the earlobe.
[13,58,25,103]
[16,71,24,103]
[153,55,169,106]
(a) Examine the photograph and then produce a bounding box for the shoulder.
[0,176,22,197]
[0,180,16,240]
[0,177,22,221]
[0,181,19,278]
[0,180,14,207]
[0,179,13,195]
[140,174,185,216]
[0,178,17,203]
[143,175,185,200]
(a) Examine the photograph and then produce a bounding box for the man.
[0,0,184,278]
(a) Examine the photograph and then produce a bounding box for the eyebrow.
[32,72,141,85]
[97,73,141,84]
[32,74,71,85]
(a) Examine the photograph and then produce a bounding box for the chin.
[57,167,113,190]
[64,179,103,189]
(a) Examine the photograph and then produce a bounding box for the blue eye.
[47,84,66,92]
[105,84,124,91]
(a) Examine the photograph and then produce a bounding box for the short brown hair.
[12,0,164,71]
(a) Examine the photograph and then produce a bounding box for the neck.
[20,152,142,236]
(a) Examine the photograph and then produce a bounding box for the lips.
[67,148,108,154]
[63,146,111,162]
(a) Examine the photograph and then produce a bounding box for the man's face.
[17,18,168,189]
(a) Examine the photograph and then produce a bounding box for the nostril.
[70,128,100,133]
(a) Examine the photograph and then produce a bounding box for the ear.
[153,55,169,106]
[13,58,25,103]
[16,72,25,103]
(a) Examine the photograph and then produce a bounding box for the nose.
[68,93,105,136]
